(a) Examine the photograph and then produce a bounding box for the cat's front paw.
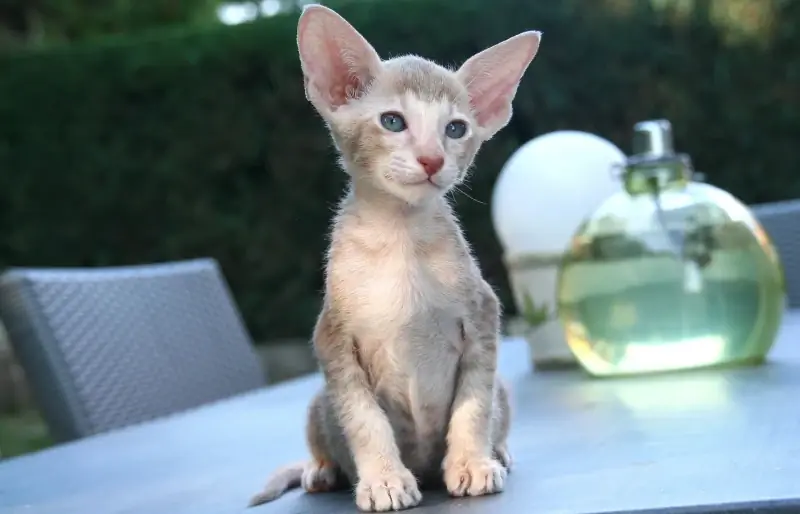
[355,466,422,512]
[442,454,507,497]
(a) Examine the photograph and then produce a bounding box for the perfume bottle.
[556,120,786,377]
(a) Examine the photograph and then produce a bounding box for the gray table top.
[2,313,800,514]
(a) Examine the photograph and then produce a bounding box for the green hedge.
[0,0,798,342]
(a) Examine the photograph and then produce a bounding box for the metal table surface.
[2,313,800,514]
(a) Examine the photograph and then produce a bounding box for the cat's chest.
[347,248,463,325]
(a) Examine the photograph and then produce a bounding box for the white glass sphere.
[491,131,627,257]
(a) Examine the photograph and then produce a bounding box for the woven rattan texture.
[0,259,265,441]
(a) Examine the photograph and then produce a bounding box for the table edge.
[595,497,800,514]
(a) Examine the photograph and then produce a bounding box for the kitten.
[249,4,541,512]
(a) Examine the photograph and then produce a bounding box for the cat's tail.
[248,462,304,507]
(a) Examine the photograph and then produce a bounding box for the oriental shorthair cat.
[249,3,542,511]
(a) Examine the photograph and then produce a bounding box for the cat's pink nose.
[418,155,444,176]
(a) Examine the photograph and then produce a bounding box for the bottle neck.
[623,153,694,196]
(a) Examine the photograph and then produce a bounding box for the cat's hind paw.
[301,460,339,493]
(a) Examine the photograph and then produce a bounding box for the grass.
[0,409,52,459]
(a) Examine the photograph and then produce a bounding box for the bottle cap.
[632,119,674,158]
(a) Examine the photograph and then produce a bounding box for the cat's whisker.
[451,185,486,205]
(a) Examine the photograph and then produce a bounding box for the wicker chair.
[0,258,266,443]
[751,199,800,307]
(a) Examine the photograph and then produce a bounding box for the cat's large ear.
[297,4,382,114]
[456,31,541,139]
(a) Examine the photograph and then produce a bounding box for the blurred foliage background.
[0,0,796,343]
[0,0,221,49]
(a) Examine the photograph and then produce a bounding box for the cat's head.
[297,4,541,206]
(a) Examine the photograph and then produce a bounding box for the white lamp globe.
[491,130,627,258]
[492,130,628,370]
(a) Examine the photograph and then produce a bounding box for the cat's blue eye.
[445,120,468,139]
[380,112,407,132]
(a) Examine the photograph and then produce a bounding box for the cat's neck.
[343,178,450,222]
[333,179,459,251]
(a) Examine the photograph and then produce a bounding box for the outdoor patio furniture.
[1,310,799,513]
[751,199,800,306]
[0,258,265,443]
[1,199,799,512]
